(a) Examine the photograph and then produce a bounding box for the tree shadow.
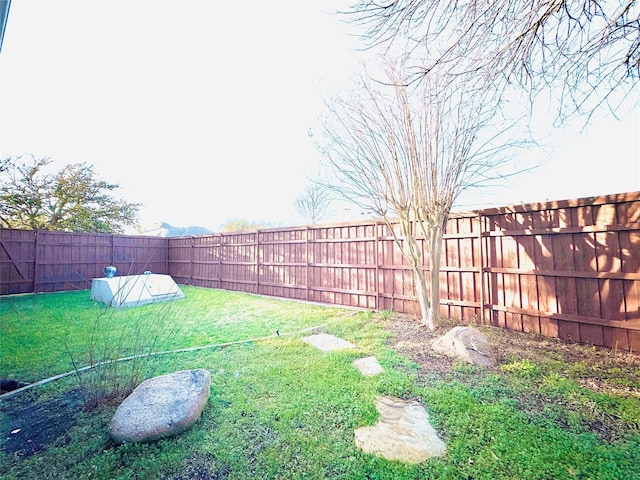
[483,195,640,351]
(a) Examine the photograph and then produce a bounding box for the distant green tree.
[219,218,265,233]
[0,155,140,233]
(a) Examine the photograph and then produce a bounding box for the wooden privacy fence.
[1,192,639,351]
[167,192,640,352]
[0,229,167,293]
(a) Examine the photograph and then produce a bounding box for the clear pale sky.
[2,1,639,232]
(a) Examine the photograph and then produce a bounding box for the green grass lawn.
[1,286,639,479]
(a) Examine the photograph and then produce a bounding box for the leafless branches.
[294,183,332,225]
[319,57,530,327]
[347,0,640,119]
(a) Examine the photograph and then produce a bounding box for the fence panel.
[114,235,167,276]
[441,214,482,322]
[0,228,168,293]
[0,228,36,294]
[308,223,378,309]
[34,230,112,292]
[192,235,222,289]
[218,232,257,293]
[482,192,640,351]
[258,227,307,301]
[167,236,195,285]
[376,221,421,315]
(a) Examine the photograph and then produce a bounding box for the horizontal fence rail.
[2,192,639,352]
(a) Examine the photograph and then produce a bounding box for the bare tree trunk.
[396,215,436,329]
[426,222,444,330]
[412,263,432,329]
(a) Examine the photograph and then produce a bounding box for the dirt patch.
[386,314,640,396]
[1,389,84,457]
[167,452,231,480]
[386,314,640,442]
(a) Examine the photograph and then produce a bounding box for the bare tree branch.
[346,0,640,119]
[294,183,333,225]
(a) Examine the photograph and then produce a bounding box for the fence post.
[305,226,310,302]
[255,230,260,294]
[374,221,380,310]
[33,229,40,293]
[477,212,485,324]
[110,234,115,268]
[164,237,169,274]
[190,236,195,285]
[482,209,496,326]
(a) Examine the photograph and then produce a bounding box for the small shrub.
[64,299,182,409]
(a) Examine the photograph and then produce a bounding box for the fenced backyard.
[2,191,639,352]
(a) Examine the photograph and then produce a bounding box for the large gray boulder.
[431,326,497,367]
[109,369,211,444]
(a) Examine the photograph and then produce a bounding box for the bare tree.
[294,183,332,225]
[319,58,529,329]
[347,0,640,119]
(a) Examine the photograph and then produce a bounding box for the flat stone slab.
[301,333,356,352]
[109,369,211,443]
[353,356,384,376]
[354,395,446,463]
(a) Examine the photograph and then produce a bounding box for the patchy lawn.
[1,289,639,479]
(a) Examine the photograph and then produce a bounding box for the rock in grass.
[109,369,211,443]
[431,326,497,367]
[352,356,384,376]
[354,395,446,463]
